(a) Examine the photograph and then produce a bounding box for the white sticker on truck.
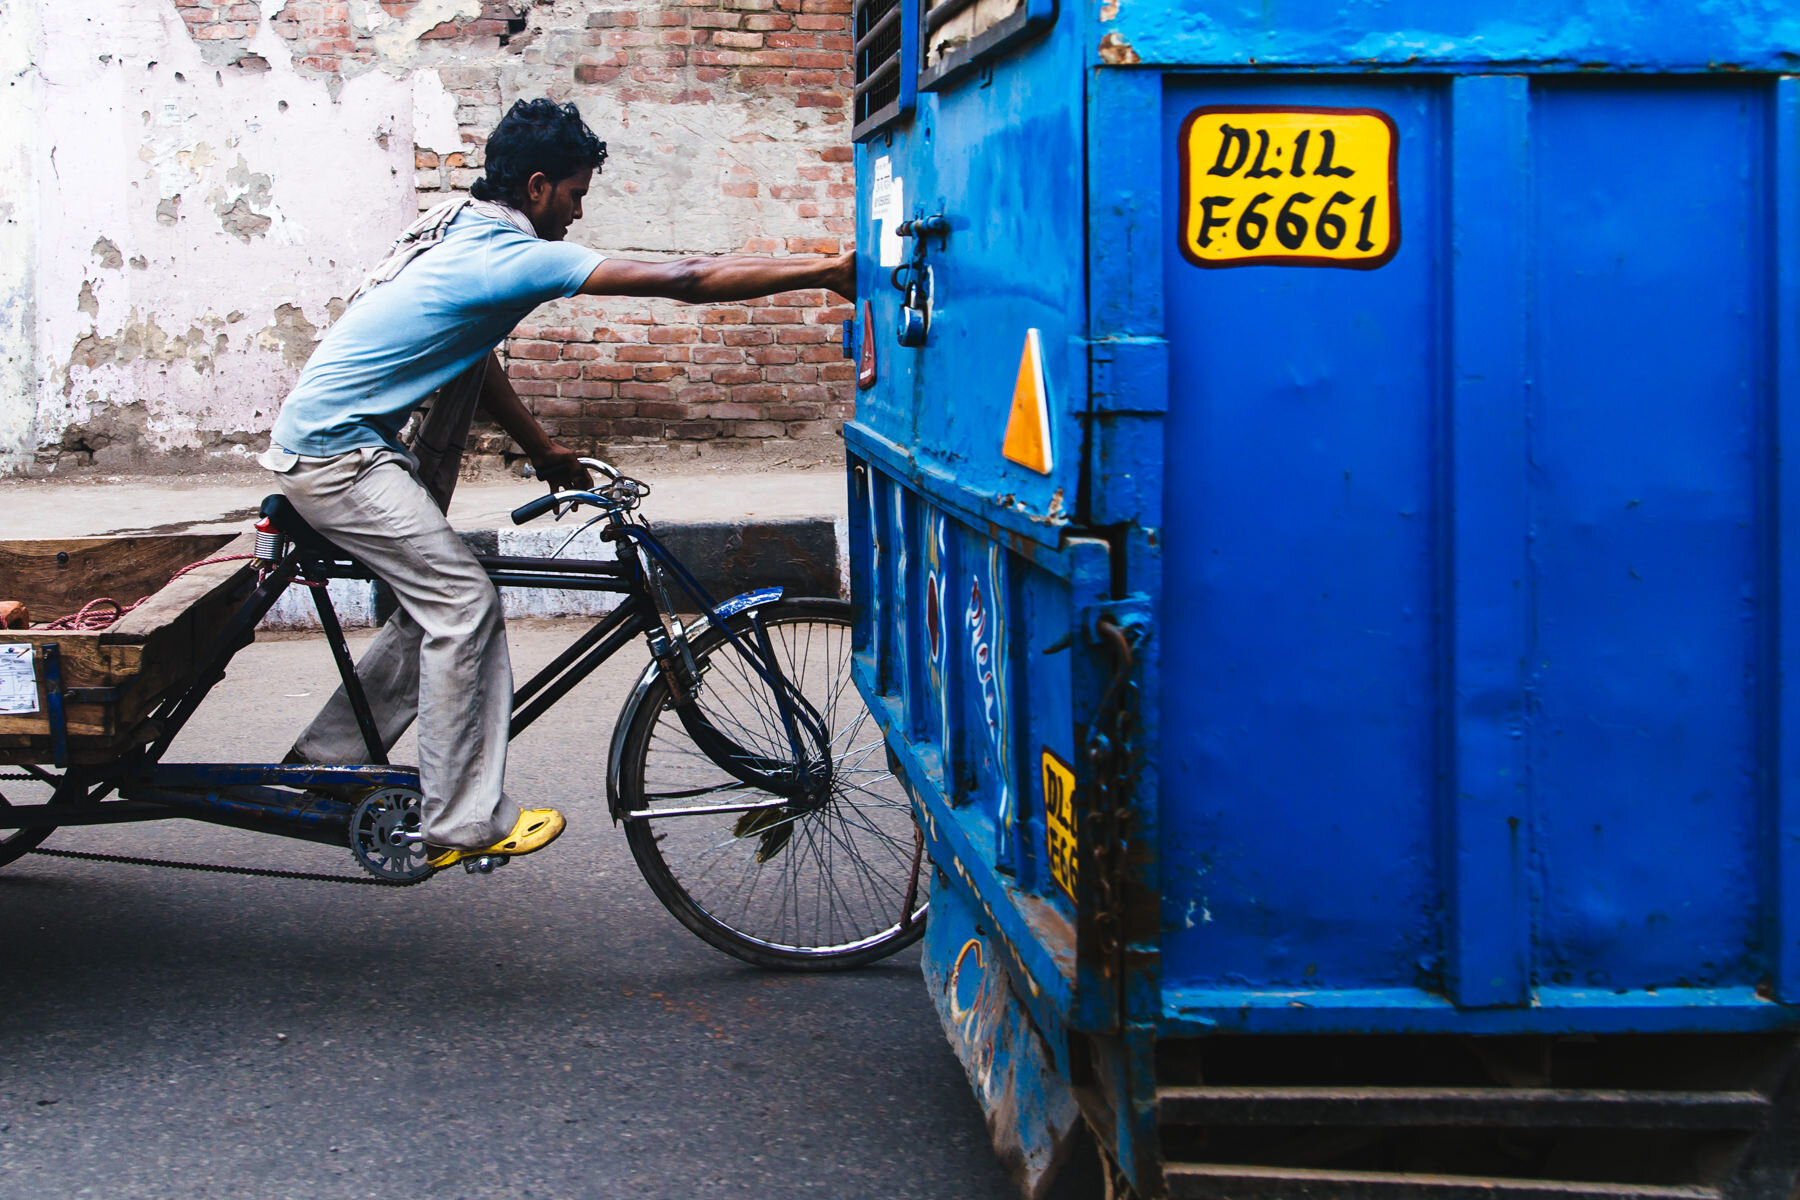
[871,156,906,268]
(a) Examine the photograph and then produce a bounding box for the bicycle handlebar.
[511,459,645,526]
[510,493,563,525]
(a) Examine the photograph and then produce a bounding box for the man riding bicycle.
[261,98,855,872]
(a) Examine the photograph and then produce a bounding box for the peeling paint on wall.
[253,302,322,370]
[0,0,40,468]
[411,68,462,155]
[19,0,416,471]
[214,197,273,242]
[64,309,231,390]
[209,155,275,242]
[371,0,483,66]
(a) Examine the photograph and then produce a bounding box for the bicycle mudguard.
[709,586,783,618]
[603,586,786,822]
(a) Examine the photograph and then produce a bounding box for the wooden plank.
[107,532,258,731]
[0,637,131,738]
[0,711,113,739]
[0,534,235,619]
[0,707,113,739]
[0,633,132,682]
[105,532,257,643]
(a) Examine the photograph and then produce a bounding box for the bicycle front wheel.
[616,597,927,969]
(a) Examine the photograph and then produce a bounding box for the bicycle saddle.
[259,494,359,565]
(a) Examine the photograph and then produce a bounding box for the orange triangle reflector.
[1002,328,1053,474]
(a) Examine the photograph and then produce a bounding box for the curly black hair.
[471,99,608,207]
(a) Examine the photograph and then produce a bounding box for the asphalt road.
[0,622,1017,1200]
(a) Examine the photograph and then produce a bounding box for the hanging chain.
[1085,616,1143,975]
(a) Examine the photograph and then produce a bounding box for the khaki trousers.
[275,447,520,850]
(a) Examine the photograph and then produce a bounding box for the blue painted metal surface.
[849,0,1800,1194]
[1101,1,1800,72]
[919,868,1085,1187]
[1156,71,1795,1026]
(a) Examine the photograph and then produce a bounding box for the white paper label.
[871,156,893,217]
[870,156,906,268]
[0,644,38,716]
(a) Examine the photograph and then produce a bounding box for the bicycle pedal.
[463,854,510,875]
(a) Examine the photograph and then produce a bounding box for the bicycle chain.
[26,846,430,887]
[1085,616,1143,976]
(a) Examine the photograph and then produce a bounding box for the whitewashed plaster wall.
[6,0,420,473]
[1,0,856,476]
[0,0,41,471]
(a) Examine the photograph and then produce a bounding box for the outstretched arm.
[476,352,592,491]
[579,250,854,303]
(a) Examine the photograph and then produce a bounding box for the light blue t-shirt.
[271,210,603,457]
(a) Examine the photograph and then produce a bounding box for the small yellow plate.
[1042,748,1078,901]
[1179,106,1399,269]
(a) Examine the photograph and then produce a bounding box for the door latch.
[891,213,949,348]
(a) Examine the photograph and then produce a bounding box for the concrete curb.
[258,517,846,631]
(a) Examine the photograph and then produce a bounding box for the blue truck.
[844,1,1800,1196]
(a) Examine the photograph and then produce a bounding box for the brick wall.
[168,0,855,468]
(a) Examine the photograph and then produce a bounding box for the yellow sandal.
[428,808,566,870]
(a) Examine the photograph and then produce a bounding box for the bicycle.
[0,458,927,971]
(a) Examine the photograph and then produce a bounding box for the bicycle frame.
[0,479,832,846]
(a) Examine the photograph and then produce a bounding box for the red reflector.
[858,301,877,391]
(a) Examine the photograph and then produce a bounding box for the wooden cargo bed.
[0,533,258,765]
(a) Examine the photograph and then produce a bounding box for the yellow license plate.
[1042,749,1078,901]
[1179,106,1399,269]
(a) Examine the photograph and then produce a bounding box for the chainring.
[347,786,434,884]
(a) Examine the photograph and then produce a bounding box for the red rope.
[32,554,259,632]
[36,598,133,631]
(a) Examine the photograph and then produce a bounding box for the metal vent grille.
[853,0,903,133]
